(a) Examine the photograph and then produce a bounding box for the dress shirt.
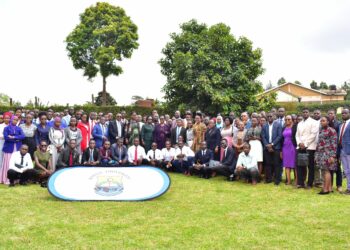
[236,152,258,170]
[127,145,146,163]
[9,151,34,173]
[174,146,194,160]
[161,148,176,161]
[268,123,273,143]
[146,149,163,161]
[116,120,122,138]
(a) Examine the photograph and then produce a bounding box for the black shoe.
[264,181,272,184]
[318,191,330,195]
[19,181,27,186]
[9,183,15,187]
[40,182,47,188]
[228,175,235,182]
[297,185,305,189]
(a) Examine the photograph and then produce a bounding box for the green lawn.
[1,173,349,249]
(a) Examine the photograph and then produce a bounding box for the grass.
[0,173,350,249]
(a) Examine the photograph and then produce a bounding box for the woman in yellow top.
[192,115,207,152]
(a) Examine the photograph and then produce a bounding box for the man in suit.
[189,141,213,177]
[206,138,236,179]
[92,116,109,149]
[339,108,350,194]
[111,138,128,166]
[277,107,285,127]
[56,139,80,169]
[81,139,100,166]
[295,108,319,188]
[108,113,125,145]
[171,119,186,146]
[261,113,283,185]
[205,119,221,160]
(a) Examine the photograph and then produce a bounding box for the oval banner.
[48,166,171,201]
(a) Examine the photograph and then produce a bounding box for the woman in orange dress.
[192,115,207,152]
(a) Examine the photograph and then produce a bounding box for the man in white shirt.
[173,140,194,174]
[146,142,163,167]
[7,144,37,187]
[296,108,319,188]
[234,143,259,185]
[161,141,176,170]
[128,138,146,166]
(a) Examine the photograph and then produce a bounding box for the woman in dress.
[141,116,154,153]
[49,117,65,171]
[220,117,234,160]
[153,116,170,150]
[233,121,247,157]
[192,115,207,152]
[34,140,52,187]
[64,117,82,154]
[128,119,141,147]
[245,117,263,175]
[186,119,194,148]
[77,113,91,152]
[36,112,50,147]
[315,116,338,195]
[0,112,11,170]
[0,116,25,184]
[19,114,37,160]
[281,115,297,185]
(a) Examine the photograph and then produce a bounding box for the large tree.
[277,77,286,86]
[159,20,265,114]
[310,80,318,90]
[66,2,139,105]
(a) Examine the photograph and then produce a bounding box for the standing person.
[141,116,154,153]
[77,113,91,152]
[81,139,100,166]
[92,116,109,149]
[296,108,319,188]
[241,112,251,129]
[171,111,182,130]
[245,117,263,175]
[313,109,323,187]
[276,108,286,127]
[56,139,80,169]
[49,117,65,171]
[108,113,125,145]
[315,116,338,195]
[216,115,223,129]
[339,108,350,195]
[64,117,82,154]
[235,143,259,185]
[89,112,97,135]
[128,138,146,166]
[186,119,194,148]
[281,115,297,185]
[171,119,186,146]
[19,114,37,160]
[153,116,170,150]
[111,138,128,166]
[34,140,53,187]
[233,121,246,157]
[35,112,50,147]
[261,113,283,185]
[192,115,207,152]
[220,117,234,160]
[0,113,11,169]
[127,113,141,147]
[205,119,221,161]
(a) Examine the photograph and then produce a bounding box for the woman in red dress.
[77,113,91,152]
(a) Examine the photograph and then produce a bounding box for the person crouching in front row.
[99,140,116,166]
[146,142,163,167]
[56,139,80,169]
[189,141,213,178]
[235,143,259,185]
[82,139,100,166]
[172,140,194,175]
[7,144,38,187]
[128,138,147,166]
[34,140,53,187]
[111,138,128,166]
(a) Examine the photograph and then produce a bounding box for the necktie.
[20,155,24,166]
[69,151,73,166]
[153,150,156,160]
[90,149,94,162]
[224,149,227,158]
[339,122,347,145]
[176,127,180,142]
[202,150,204,156]
[134,146,138,164]
[101,125,105,136]
[119,147,122,161]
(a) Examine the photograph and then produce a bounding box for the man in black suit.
[81,139,100,166]
[56,139,80,169]
[171,119,186,146]
[108,113,125,145]
[205,138,236,179]
[111,138,129,166]
[189,141,213,177]
[205,119,221,160]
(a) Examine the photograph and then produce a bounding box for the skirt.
[249,139,263,162]
[0,139,4,172]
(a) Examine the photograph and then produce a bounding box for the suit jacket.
[221,146,236,170]
[194,149,213,166]
[92,123,109,148]
[3,125,25,153]
[281,124,297,148]
[108,120,125,145]
[171,127,187,145]
[261,122,283,150]
[57,148,80,168]
[81,148,100,164]
[339,121,350,155]
[111,144,128,162]
[205,127,221,151]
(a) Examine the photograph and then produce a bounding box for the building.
[258,82,346,104]
[135,99,155,108]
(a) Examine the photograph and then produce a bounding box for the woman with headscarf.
[49,117,65,171]
[77,113,91,152]
[216,115,223,129]
[0,116,25,184]
[0,112,11,172]
[35,112,50,147]
[19,114,37,160]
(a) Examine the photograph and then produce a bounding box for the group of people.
[0,106,349,195]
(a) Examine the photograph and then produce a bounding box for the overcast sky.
[0,0,350,106]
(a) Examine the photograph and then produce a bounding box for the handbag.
[297,151,309,167]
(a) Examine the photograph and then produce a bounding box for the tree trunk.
[102,76,107,106]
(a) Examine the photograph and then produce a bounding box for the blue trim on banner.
[48,168,77,201]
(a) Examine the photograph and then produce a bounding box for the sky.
[0,0,350,106]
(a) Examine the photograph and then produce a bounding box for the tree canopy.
[66,2,139,105]
[159,19,265,114]
[277,77,286,86]
[94,91,117,106]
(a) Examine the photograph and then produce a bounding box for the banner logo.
[94,174,124,196]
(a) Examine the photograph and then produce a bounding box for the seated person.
[99,140,115,166]
[81,139,100,166]
[235,143,259,185]
[56,139,80,169]
[189,141,213,177]
[7,144,37,187]
[204,138,236,179]
[161,140,176,171]
[128,138,147,166]
[111,138,128,166]
[173,140,195,174]
[34,140,53,187]
[146,142,163,167]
